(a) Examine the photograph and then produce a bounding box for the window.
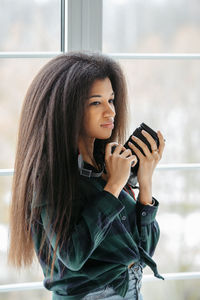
[1,0,61,52]
[1,0,200,299]
[103,0,200,53]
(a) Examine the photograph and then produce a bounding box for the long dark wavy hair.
[8,51,128,275]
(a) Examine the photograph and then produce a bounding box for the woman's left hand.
[128,130,165,188]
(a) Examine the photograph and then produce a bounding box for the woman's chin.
[97,133,112,139]
[95,128,113,140]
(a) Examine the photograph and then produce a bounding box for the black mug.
[112,123,160,178]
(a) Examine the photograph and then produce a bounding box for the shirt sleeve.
[40,190,125,272]
[136,198,160,257]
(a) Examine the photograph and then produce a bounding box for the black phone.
[112,123,160,178]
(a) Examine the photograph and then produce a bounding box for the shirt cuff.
[136,197,159,225]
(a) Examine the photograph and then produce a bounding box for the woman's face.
[83,77,116,140]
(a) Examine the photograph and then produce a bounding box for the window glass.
[103,0,200,53]
[0,174,51,299]
[0,59,50,169]
[0,0,60,52]
[141,169,200,300]
[142,279,200,300]
[118,59,200,163]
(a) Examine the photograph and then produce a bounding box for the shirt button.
[141,211,147,217]
[121,216,126,221]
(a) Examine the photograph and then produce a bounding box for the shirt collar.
[78,154,105,178]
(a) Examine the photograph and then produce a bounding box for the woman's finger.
[105,142,119,158]
[113,144,124,155]
[141,130,158,152]
[131,156,138,167]
[130,136,151,158]
[128,140,144,160]
[127,154,138,165]
[120,148,132,158]
[157,131,165,158]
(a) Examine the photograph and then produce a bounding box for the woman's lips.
[101,123,114,129]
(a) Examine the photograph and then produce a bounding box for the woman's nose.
[104,103,116,117]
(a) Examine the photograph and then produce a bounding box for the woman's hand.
[128,130,165,204]
[103,142,137,198]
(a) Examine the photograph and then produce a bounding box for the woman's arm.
[136,197,160,256]
[39,190,124,272]
[127,130,165,256]
[128,130,165,205]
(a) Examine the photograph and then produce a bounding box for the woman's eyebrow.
[88,92,114,99]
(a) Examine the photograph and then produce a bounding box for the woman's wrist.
[138,182,153,205]
[104,182,121,198]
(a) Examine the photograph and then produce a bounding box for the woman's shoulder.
[31,175,102,210]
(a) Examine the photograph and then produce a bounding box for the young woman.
[8,52,165,300]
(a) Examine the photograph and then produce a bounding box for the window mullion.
[67,0,103,52]
[61,0,65,52]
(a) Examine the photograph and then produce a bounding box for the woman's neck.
[78,137,108,179]
[78,137,98,169]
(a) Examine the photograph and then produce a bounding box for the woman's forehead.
[89,78,114,96]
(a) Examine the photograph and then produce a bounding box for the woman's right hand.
[103,142,137,198]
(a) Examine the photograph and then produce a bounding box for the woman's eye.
[89,99,115,106]
[90,101,100,106]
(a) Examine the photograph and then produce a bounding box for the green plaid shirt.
[32,163,163,300]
